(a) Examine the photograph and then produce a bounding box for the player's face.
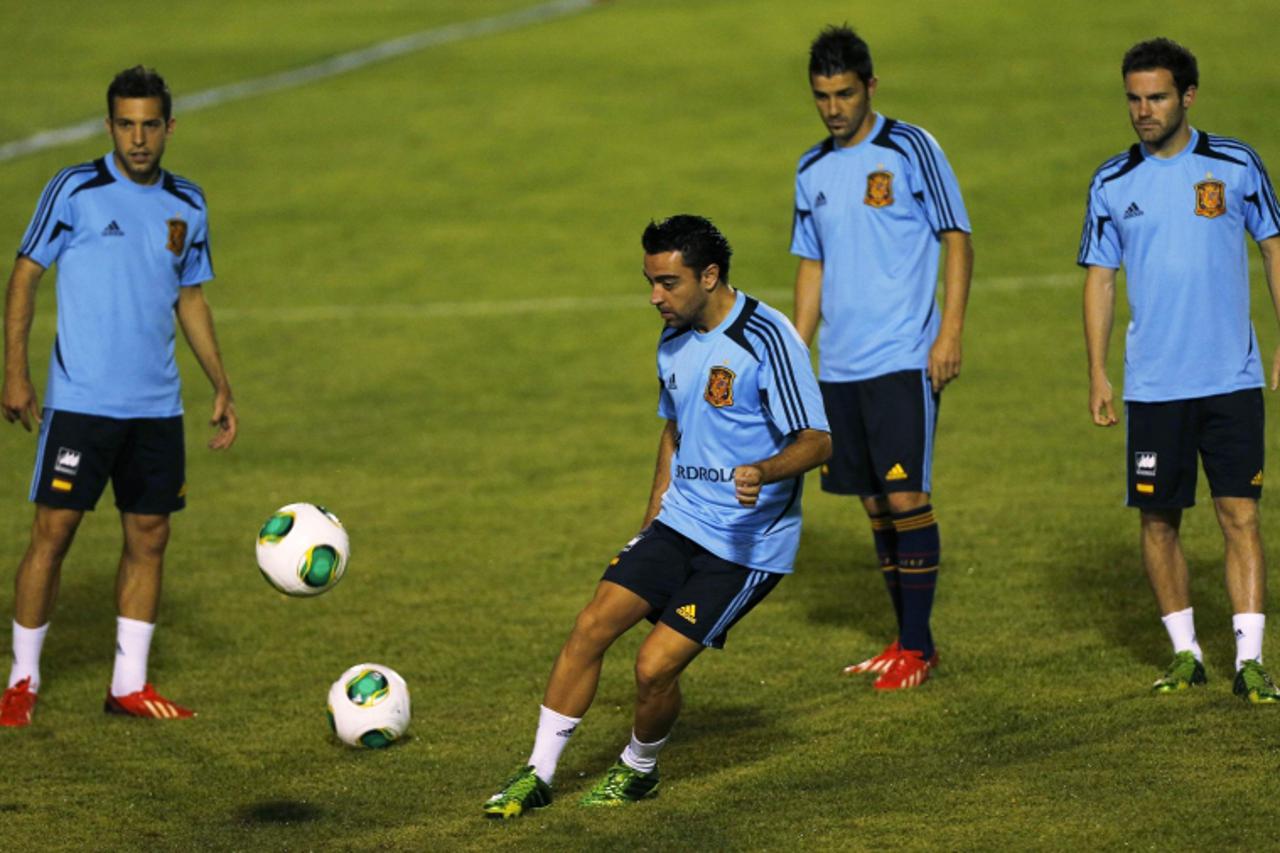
[645,251,718,330]
[107,96,174,185]
[811,71,877,147]
[1125,69,1194,153]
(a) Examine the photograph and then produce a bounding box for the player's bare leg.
[1211,497,1277,701]
[13,506,82,628]
[116,513,170,623]
[104,512,192,718]
[1140,509,1190,614]
[485,581,653,818]
[3,506,82,725]
[632,622,702,743]
[1214,497,1265,613]
[542,580,653,717]
[1141,508,1209,693]
[579,622,701,807]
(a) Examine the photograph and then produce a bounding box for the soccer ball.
[255,503,349,596]
[327,663,411,748]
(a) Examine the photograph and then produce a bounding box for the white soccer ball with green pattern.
[255,503,349,596]
[327,663,411,748]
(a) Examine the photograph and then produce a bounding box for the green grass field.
[4,1,1280,848]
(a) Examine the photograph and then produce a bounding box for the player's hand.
[1270,344,1280,391]
[209,389,238,450]
[927,332,961,393]
[734,464,764,507]
[1089,373,1118,426]
[1,375,41,432]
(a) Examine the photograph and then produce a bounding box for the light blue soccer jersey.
[1078,130,1280,402]
[790,114,971,382]
[655,289,829,574]
[17,153,214,418]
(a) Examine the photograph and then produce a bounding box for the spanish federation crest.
[166,218,188,255]
[704,365,736,408]
[864,170,894,208]
[1194,178,1226,219]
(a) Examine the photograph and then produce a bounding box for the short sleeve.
[1077,175,1122,269]
[789,169,823,260]
[179,212,214,286]
[1242,149,1280,243]
[16,168,80,268]
[901,127,970,235]
[753,313,829,436]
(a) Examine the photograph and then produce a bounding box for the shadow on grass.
[1046,525,1238,672]
[793,523,895,633]
[237,799,323,824]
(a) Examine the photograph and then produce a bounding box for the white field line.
[0,0,597,164]
[215,272,1084,323]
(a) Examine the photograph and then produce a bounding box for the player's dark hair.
[809,24,873,84]
[108,65,172,120]
[642,215,733,284]
[1122,38,1198,95]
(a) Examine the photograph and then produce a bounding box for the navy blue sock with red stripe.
[869,513,902,631]
[892,504,939,659]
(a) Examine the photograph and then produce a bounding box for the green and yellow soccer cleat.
[1152,651,1206,693]
[1233,660,1280,704]
[482,765,552,819]
[580,761,660,807]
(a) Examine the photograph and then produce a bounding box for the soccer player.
[790,25,973,689]
[1081,39,1280,702]
[0,66,236,727]
[482,215,830,818]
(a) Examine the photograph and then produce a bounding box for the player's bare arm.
[927,230,974,393]
[2,256,46,431]
[734,428,832,507]
[1083,264,1119,426]
[792,258,823,346]
[1259,235,1280,390]
[640,419,678,528]
[175,284,237,450]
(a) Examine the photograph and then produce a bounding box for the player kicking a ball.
[483,216,830,817]
[1,67,236,726]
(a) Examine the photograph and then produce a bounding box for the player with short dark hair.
[483,215,830,817]
[0,66,237,726]
[1081,38,1280,702]
[791,25,973,690]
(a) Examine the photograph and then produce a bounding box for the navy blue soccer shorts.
[601,521,783,649]
[29,408,186,514]
[819,369,940,497]
[1125,389,1264,509]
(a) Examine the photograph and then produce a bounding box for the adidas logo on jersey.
[814,192,827,207]
[885,463,908,481]
[101,220,125,236]
[667,373,677,390]
[1123,202,1144,219]
[676,604,696,624]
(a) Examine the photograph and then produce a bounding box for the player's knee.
[30,508,81,557]
[568,605,619,652]
[124,515,171,560]
[1215,500,1260,537]
[633,654,680,696]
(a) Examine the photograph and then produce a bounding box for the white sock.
[10,621,50,691]
[1161,607,1202,661]
[526,705,581,785]
[110,617,155,697]
[1233,612,1265,672]
[619,729,669,774]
